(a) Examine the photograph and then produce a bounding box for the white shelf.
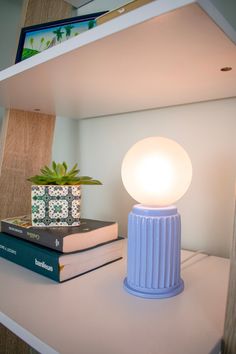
[0,248,230,354]
[0,0,235,119]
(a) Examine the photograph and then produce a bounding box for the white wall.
[52,116,79,167]
[0,0,23,70]
[198,0,236,45]
[78,98,236,258]
[0,108,4,130]
[77,0,130,15]
[211,0,236,32]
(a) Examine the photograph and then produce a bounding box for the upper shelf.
[0,0,236,119]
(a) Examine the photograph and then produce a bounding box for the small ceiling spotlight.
[220,67,232,72]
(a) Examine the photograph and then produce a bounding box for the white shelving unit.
[0,2,234,352]
[0,249,230,354]
[0,0,235,119]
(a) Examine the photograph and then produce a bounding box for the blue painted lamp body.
[124,205,184,299]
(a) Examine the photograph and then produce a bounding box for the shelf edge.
[0,0,194,82]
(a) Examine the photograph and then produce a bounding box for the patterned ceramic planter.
[31,185,81,227]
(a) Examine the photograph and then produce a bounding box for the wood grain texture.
[0,0,74,218]
[0,324,38,354]
[24,0,74,26]
[0,2,73,353]
[223,203,236,354]
[0,109,55,219]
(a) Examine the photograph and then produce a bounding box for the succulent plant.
[27,161,102,186]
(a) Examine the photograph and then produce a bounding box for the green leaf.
[67,170,80,178]
[78,179,102,185]
[67,163,79,175]
[39,165,56,178]
[57,163,65,177]
[52,161,58,175]
[62,162,68,173]
[77,176,93,181]
[27,161,102,186]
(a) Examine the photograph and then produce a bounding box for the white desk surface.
[0,246,229,354]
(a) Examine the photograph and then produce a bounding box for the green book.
[0,232,124,282]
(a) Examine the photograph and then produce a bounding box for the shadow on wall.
[0,107,5,132]
[77,0,131,15]
[0,107,4,131]
[0,0,24,70]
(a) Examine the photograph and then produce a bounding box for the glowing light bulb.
[121,137,192,207]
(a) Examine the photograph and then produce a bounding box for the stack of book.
[0,216,124,282]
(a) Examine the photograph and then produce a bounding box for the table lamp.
[121,137,192,298]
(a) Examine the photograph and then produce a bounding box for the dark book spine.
[1,221,63,252]
[0,232,60,282]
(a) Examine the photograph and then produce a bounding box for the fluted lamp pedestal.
[124,205,184,299]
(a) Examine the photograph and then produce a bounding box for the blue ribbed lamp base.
[124,205,184,299]
[124,277,184,299]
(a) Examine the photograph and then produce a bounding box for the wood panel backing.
[0,0,74,219]
[0,324,38,354]
[24,0,74,26]
[223,202,236,354]
[0,109,55,218]
[0,1,73,353]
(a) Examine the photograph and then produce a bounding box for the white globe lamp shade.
[121,137,192,207]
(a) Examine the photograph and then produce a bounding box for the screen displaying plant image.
[15,12,107,63]
[21,19,96,61]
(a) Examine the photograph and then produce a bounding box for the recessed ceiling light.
[220,67,232,72]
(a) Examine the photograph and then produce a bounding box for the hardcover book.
[1,215,118,253]
[0,232,124,282]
